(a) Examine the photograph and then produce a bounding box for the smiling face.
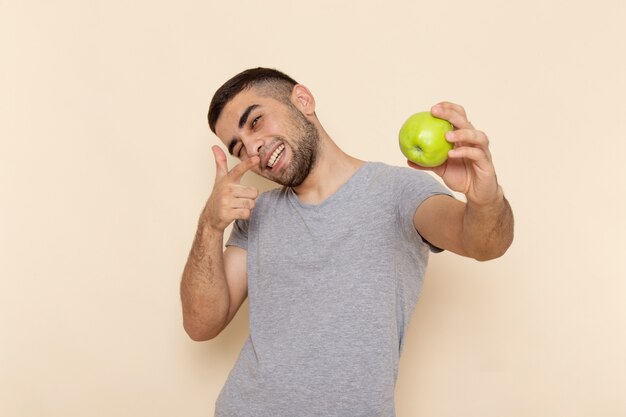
[214,87,320,187]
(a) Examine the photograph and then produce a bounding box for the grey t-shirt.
[216,162,452,417]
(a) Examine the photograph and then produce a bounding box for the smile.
[267,144,285,169]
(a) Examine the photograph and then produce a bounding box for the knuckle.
[247,187,259,198]
[477,131,489,145]
[224,185,235,196]
[217,208,228,222]
[458,129,470,140]
[219,200,230,211]
[219,200,232,214]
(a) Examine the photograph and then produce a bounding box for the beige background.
[2,0,625,416]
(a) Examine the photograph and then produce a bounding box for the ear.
[291,84,316,116]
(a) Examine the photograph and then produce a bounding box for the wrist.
[468,185,504,209]
[198,217,225,240]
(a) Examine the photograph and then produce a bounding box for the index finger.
[228,156,260,182]
[431,102,474,130]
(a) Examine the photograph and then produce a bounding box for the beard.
[271,107,320,188]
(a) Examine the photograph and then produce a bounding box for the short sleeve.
[395,168,454,252]
[226,218,249,250]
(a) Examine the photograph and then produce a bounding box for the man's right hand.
[201,146,259,233]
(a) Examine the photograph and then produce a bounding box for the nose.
[244,137,264,158]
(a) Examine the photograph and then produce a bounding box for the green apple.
[399,111,454,167]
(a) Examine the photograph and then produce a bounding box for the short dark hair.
[207,67,298,133]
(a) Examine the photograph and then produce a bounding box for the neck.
[292,130,364,205]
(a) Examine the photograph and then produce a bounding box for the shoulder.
[252,186,291,213]
[364,161,454,216]
[364,161,441,188]
[258,186,289,202]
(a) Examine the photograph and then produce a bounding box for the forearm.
[462,187,514,261]
[180,223,230,340]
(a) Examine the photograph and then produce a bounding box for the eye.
[251,115,262,128]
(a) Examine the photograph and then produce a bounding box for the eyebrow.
[239,104,260,129]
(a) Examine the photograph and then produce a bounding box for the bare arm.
[180,147,259,341]
[180,227,249,340]
[415,192,514,261]
[410,102,514,260]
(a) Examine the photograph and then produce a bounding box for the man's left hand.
[407,101,501,206]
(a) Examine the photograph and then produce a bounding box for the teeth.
[267,144,285,168]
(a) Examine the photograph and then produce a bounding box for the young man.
[180,68,513,416]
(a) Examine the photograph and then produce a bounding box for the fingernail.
[445,131,454,140]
